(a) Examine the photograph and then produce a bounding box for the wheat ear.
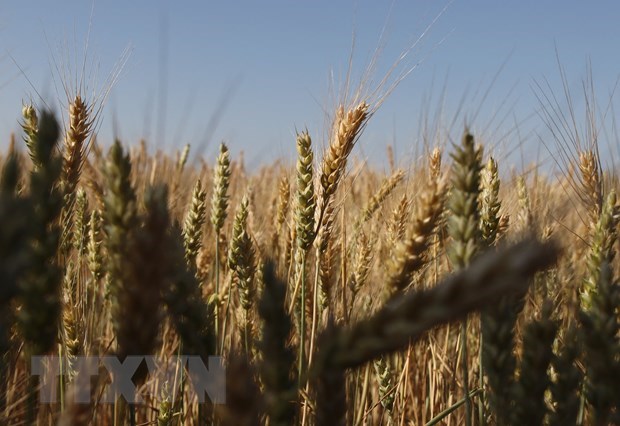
[510,302,557,425]
[479,157,501,248]
[21,104,42,170]
[18,110,63,356]
[228,195,256,355]
[580,190,618,310]
[429,147,442,180]
[578,149,603,223]
[183,179,207,268]
[576,161,619,424]
[447,130,483,425]
[60,96,93,252]
[103,141,138,356]
[210,142,231,349]
[548,325,581,426]
[386,177,445,297]
[17,109,62,424]
[293,130,316,375]
[317,102,369,235]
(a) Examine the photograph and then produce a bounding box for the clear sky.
[1,1,619,169]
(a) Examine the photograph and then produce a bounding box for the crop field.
[0,44,619,426]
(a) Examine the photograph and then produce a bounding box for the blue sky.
[1,1,619,169]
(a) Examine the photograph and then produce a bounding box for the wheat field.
[0,73,618,426]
